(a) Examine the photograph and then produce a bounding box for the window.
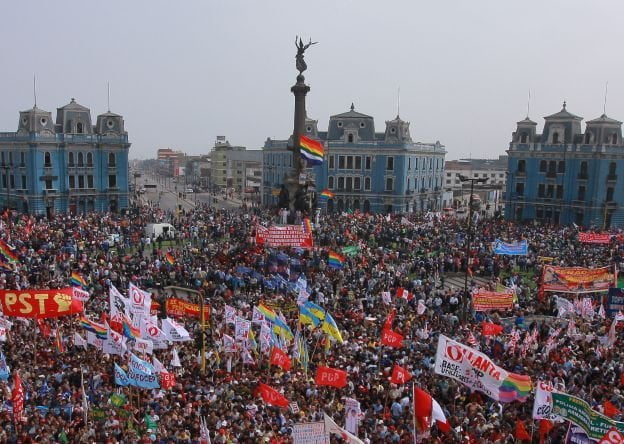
[337,177,345,190]
[415,158,419,170]
[517,160,526,173]
[385,177,394,191]
[446,180,452,185]
[354,177,361,190]
[546,184,554,198]
[9,175,14,189]
[328,176,334,189]
[8,153,12,166]
[365,156,371,170]
[79,175,85,188]
[20,152,25,166]
[407,178,411,191]
[21,176,26,190]
[548,161,556,173]
[329,156,335,169]
[364,177,371,190]
[516,182,524,196]
[44,152,51,167]
[68,152,74,166]
[386,157,394,171]
[78,152,84,166]
[108,175,117,188]
[87,175,93,188]
[108,153,116,167]
[552,132,560,144]
[580,161,588,177]
[607,187,614,201]
[556,185,563,199]
[69,176,75,189]
[584,132,592,144]
[347,134,354,143]
[346,177,353,190]
[612,134,618,144]
[558,161,565,173]
[76,122,84,134]
[355,156,362,170]
[609,162,616,176]
[408,158,411,170]
[577,186,586,201]
[346,156,353,169]
[520,132,528,143]
[338,156,345,169]
[536,208,544,219]
[538,184,545,197]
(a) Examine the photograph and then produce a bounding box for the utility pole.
[199,290,206,374]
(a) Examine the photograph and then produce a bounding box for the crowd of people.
[0,200,621,443]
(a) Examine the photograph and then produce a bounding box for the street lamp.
[457,174,488,322]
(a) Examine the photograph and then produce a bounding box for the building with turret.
[506,102,624,228]
[262,104,446,213]
[0,98,130,216]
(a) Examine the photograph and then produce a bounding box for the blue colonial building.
[262,104,446,213]
[505,102,624,228]
[0,99,130,216]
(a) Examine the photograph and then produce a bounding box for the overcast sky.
[2,0,624,160]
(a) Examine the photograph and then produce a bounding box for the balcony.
[577,173,588,180]
[546,171,557,178]
[607,174,617,182]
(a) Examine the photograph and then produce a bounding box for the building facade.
[156,148,185,177]
[0,99,130,216]
[209,137,246,190]
[505,103,624,228]
[262,105,446,213]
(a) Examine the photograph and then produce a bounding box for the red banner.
[165,298,210,320]
[542,266,615,293]
[579,232,612,244]
[481,322,504,336]
[315,366,347,388]
[598,427,624,444]
[255,224,313,248]
[160,371,176,389]
[256,383,289,408]
[12,373,23,424]
[390,365,412,384]
[270,346,292,371]
[0,288,83,318]
[472,289,514,311]
[381,329,404,348]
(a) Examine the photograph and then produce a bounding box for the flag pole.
[412,382,418,444]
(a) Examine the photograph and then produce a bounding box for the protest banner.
[607,288,624,317]
[551,392,624,440]
[565,424,593,444]
[165,298,210,320]
[434,334,532,403]
[0,288,83,318]
[532,381,562,421]
[579,232,611,244]
[598,427,624,444]
[256,224,313,248]
[493,239,528,255]
[292,422,329,444]
[472,289,514,311]
[542,266,615,293]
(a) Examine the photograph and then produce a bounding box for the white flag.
[323,413,364,444]
[103,323,126,356]
[128,283,152,316]
[152,356,166,373]
[162,318,191,342]
[598,304,606,319]
[109,284,130,317]
[134,337,154,355]
[86,331,104,350]
[224,305,236,325]
[382,291,392,305]
[74,332,87,350]
[251,307,265,324]
[235,317,251,341]
[417,300,426,315]
[171,347,181,367]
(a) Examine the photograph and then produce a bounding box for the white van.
[145,223,175,239]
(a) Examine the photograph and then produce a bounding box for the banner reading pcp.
[472,289,514,311]
[551,393,624,440]
[256,224,313,248]
[434,334,532,403]
[0,288,83,318]
[542,266,615,293]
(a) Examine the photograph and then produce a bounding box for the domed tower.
[55,98,93,134]
[584,113,622,145]
[542,102,583,144]
[95,111,125,136]
[17,106,55,135]
[512,117,537,144]
[384,114,412,143]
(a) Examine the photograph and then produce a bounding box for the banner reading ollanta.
[551,392,624,440]
[542,266,615,293]
[165,298,210,320]
[256,224,313,249]
[493,239,528,256]
[472,289,514,311]
[0,288,83,318]
[434,334,532,403]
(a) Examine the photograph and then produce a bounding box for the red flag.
[604,400,621,418]
[12,372,23,425]
[539,419,553,444]
[270,346,292,371]
[315,366,348,388]
[0,288,83,318]
[413,386,432,431]
[396,288,412,301]
[515,420,531,441]
[36,319,51,338]
[255,383,289,408]
[383,308,396,330]
[390,365,412,384]
[598,426,624,444]
[160,371,176,389]
[481,322,504,336]
[54,329,65,353]
[381,329,404,348]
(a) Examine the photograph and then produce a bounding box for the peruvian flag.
[390,365,412,384]
[270,346,292,371]
[414,386,450,433]
[255,383,289,408]
[481,322,504,336]
[381,329,404,348]
[383,308,396,330]
[315,366,348,388]
[396,288,412,301]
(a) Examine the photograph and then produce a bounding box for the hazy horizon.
[2,0,623,160]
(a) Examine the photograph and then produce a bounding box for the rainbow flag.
[121,315,140,340]
[165,253,175,266]
[499,372,532,402]
[79,316,107,339]
[0,240,18,263]
[70,272,87,289]
[257,304,278,323]
[299,135,324,166]
[318,189,334,200]
[303,218,312,235]
[328,251,345,269]
[55,329,65,353]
